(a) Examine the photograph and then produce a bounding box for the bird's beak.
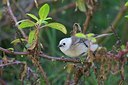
[58,44,63,47]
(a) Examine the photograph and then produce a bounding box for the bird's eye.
[63,43,66,45]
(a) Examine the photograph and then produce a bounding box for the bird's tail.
[95,33,113,38]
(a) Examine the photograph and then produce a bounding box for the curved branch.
[0,47,81,63]
[0,47,29,55]
[6,0,27,38]
[39,53,81,63]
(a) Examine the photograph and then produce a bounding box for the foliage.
[0,0,128,85]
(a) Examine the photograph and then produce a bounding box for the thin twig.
[29,55,50,85]
[40,53,81,63]
[0,79,6,85]
[0,60,24,67]
[0,46,81,63]
[0,60,38,83]
[83,0,97,33]
[83,13,92,33]
[6,0,27,38]
[0,47,29,55]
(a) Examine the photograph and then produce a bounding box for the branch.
[0,60,25,67]
[83,0,98,33]
[0,60,38,82]
[40,53,81,63]
[1,44,128,63]
[6,0,27,38]
[0,47,29,55]
[0,46,82,63]
[0,79,6,85]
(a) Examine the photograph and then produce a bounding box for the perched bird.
[58,33,112,57]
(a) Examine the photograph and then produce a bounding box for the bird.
[58,33,112,57]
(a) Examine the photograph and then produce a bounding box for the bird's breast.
[64,43,88,57]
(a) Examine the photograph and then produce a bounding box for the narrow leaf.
[90,38,97,43]
[76,0,86,12]
[18,19,35,29]
[27,13,38,21]
[125,1,128,7]
[11,38,26,45]
[45,22,67,34]
[28,30,36,44]
[39,4,50,20]
[75,33,86,38]
[86,33,95,38]
[44,17,52,20]
[125,15,128,18]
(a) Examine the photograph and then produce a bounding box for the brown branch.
[83,0,98,33]
[83,13,92,33]
[72,68,83,85]
[6,0,27,38]
[0,79,6,85]
[40,53,81,63]
[0,46,82,63]
[37,64,50,85]
[0,47,29,55]
[0,60,25,67]
[28,54,50,85]
[0,60,39,84]
[1,43,128,63]
[64,73,72,85]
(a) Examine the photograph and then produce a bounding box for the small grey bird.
[58,33,112,57]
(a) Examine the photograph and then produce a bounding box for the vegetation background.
[0,0,128,85]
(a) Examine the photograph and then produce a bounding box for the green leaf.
[86,33,95,38]
[18,19,35,29]
[28,30,36,44]
[75,33,86,38]
[125,1,128,7]
[44,17,52,21]
[39,4,50,20]
[45,22,67,34]
[27,13,38,21]
[11,38,26,45]
[8,48,14,52]
[125,15,128,18]
[38,17,52,25]
[90,38,96,43]
[76,0,86,12]
[121,45,126,50]
[42,21,48,24]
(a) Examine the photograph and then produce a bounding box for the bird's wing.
[71,36,89,47]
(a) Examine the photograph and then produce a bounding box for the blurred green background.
[0,0,128,85]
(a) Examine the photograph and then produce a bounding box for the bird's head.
[58,38,72,52]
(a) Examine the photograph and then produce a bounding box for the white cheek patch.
[90,44,98,51]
